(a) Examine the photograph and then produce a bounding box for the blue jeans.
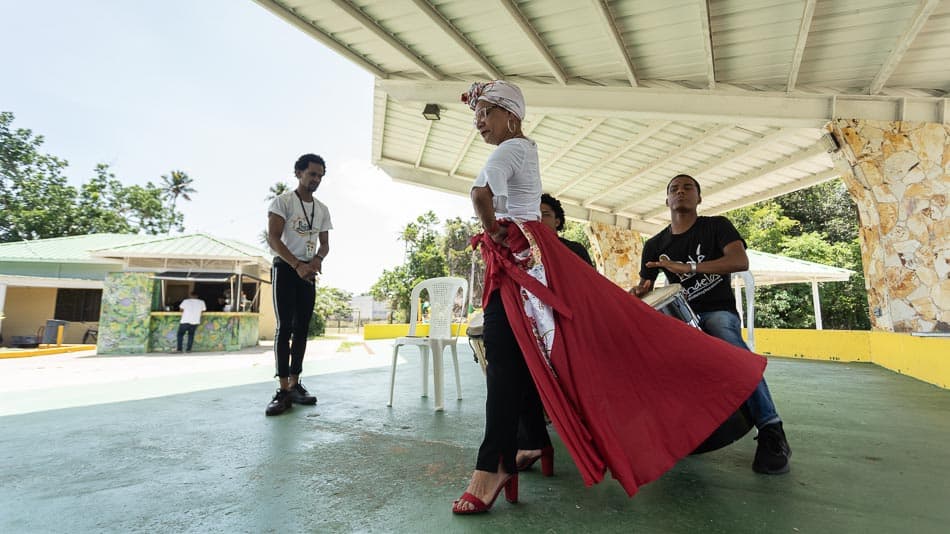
[177,323,198,352]
[697,310,781,429]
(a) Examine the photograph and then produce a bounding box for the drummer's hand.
[489,225,509,247]
[646,259,691,275]
[629,279,653,298]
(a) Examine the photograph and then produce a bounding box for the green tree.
[160,170,196,211]
[1,112,187,241]
[726,201,799,251]
[725,189,869,330]
[266,181,290,200]
[0,111,78,242]
[309,285,353,337]
[777,180,858,242]
[371,211,460,320]
[73,164,183,234]
[443,216,481,308]
[562,220,591,252]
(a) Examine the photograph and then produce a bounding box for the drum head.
[640,283,683,309]
[466,311,484,336]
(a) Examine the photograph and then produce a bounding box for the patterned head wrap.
[461,80,526,120]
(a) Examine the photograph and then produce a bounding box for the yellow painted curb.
[0,345,97,359]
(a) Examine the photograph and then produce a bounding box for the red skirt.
[474,220,766,497]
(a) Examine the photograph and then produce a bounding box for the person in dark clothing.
[264,153,332,416]
[539,193,593,266]
[633,174,792,474]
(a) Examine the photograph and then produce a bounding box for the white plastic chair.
[732,271,756,351]
[387,277,467,411]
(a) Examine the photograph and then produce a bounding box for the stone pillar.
[585,221,644,289]
[98,272,155,354]
[829,119,949,333]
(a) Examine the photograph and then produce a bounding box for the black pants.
[176,323,197,352]
[476,291,550,473]
[272,258,316,378]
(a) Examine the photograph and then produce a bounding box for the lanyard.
[294,191,315,232]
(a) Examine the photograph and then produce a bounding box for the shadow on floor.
[1,344,948,533]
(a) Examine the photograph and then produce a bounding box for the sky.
[0,0,474,294]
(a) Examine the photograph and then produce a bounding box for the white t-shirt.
[471,138,542,222]
[179,298,206,325]
[268,190,333,260]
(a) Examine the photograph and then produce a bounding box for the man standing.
[176,291,205,353]
[633,174,792,474]
[265,153,332,416]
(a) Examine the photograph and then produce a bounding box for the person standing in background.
[176,291,206,353]
[264,153,332,416]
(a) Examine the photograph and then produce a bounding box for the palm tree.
[160,170,196,210]
[260,182,291,247]
[266,181,290,200]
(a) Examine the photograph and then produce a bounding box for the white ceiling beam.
[554,121,670,197]
[584,125,733,206]
[329,0,443,80]
[523,114,546,136]
[410,0,503,80]
[591,0,638,87]
[631,127,791,208]
[449,129,478,176]
[705,169,840,215]
[372,93,387,163]
[378,158,660,234]
[786,0,816,92]
[253,0,387,78]
[541,118,605,174]
[698,0,716,89]
[638,143,830,219]
[448,114,546,176]
[415,120,435,167]
[868,0,940,95]
[497,0,568,85]
[378,79,950,126]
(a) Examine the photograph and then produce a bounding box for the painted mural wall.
[97,272,154,354]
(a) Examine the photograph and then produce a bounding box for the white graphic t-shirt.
[268,190,333,261]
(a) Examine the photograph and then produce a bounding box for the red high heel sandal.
[516,446,554,476]
[451,474,519,514]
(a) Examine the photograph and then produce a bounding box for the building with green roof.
[0,233,275,353]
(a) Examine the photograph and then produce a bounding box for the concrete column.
[585,221,644,289]
[829,119,950,333]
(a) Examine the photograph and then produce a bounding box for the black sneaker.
[753,422,792,474]
[265,389,292,416]
[289,382,317,405]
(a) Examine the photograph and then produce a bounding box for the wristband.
[688,261,697,273]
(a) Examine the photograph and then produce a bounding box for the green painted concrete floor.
[1,339,948,533]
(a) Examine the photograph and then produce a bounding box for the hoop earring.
[507,119,516,134]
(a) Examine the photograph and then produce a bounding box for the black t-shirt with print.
[639,216,747,314]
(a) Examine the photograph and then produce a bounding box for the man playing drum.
[632,174,792,475]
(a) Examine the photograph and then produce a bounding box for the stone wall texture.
[585,221,644,289]
[830,119,949,333]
